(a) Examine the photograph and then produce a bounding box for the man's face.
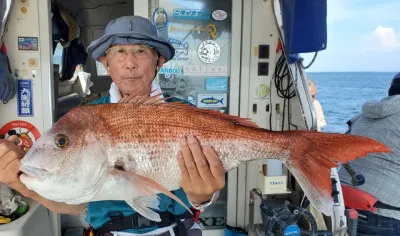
[100,44,165,96]
[309,84,317,101]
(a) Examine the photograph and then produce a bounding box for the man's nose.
[124,52,138,69]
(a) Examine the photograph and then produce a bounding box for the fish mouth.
[19,164,48,180]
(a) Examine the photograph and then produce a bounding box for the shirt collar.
[109,80,163,104]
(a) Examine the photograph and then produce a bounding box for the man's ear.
[99,56,108,69]
[157,56,166,70]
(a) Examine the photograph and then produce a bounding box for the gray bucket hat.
[87,15,175,62]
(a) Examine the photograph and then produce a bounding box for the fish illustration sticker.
[197,93,227,108]
[0,120,41,153]
[152,8,168,31]
[198,40,221,64]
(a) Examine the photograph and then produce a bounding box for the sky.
[302,0,400,72]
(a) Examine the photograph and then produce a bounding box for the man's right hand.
[0,136,86,215]
[0,136,32,196]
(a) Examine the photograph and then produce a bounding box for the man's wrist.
[189,191,220,212]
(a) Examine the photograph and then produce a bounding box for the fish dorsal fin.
[119,91,260,129]
[118,89,170,105]
[161,101,261,129]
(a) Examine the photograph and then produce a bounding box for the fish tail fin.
[283,131,391,216]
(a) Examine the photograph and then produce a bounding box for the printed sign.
[172,9,210,20]
[168,38,189,61]
[198,40,221,64]
[18,37,38,51]
[197,93,227,108]
[17,79,34,117]
[255,83,270,100]
[0,120,41,153]
[158,67,182,79]
[212,10,228,21]
[205,78,228,91]
[170,24,217,39]
[184,65,229,77]
[152,8,168,31]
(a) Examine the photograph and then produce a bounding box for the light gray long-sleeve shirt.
[338,95,400,220]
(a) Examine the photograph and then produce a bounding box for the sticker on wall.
[198,40,221,64]
[184,65,229,77]
[153,8,168,31]
[158,67,182,79]
[205,77,228,91]
[17,79,34,117]
[187,95,196,106]
[212,10,228,21]
[172,9,210,20]
[205,24,217,39]
[28,58,38,68]
[255,83,270,100]
[18,37,38,51]
[0,120,41,153]
[168,38,189,61]
[197,93,227,108]
[169,24,217,39]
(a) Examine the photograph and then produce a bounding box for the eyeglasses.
[105,44,156,61]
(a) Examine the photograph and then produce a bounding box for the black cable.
[300,52,318,70]
[273,54,296,131]
[74,1,127,18]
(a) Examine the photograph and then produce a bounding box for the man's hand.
[0,136,32,196]
[177,135,225,205]
[0,136,86,215]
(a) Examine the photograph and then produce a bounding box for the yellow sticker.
[28,58,38,68]
[255,83,269,98]
[254,46,258,57]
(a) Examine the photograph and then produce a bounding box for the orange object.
[342,184,378,212]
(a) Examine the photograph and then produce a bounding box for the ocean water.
[307,72,397,134]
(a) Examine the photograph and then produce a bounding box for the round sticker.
[198,40,221,64]
[152,8,168,31]
[255,84,270,98]
[284,225,300,236]
[0,120,41,153]
[212,10,228,21]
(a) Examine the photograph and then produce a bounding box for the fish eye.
[55,134,69,148]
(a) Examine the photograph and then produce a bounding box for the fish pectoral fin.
[126,196,161,222]
[111,169,192,215]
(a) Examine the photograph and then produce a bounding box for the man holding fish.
[0,16,225,235]
[0,15,392,236]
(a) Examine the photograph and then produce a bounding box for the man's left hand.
[177,135,225,205]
